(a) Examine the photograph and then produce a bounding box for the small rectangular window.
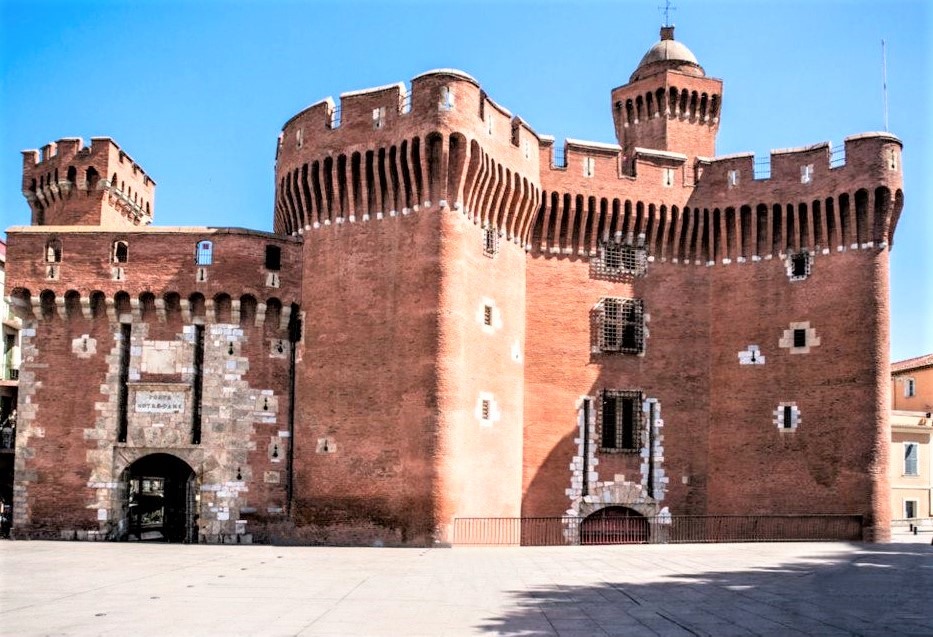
[905,500,917,519]
[790,252,810,279]
[486,113,494,135]
[481,399,490,421]
[663,167,675,187]
[783,405,793,429]
[905,378,916,398]
[889,150,898,172]
[523,140,531,160]
[112,240,129,264]
[373,107,386,129]
[439,86,454,111]
[583,157,595,178]
[793,329,807,348]
[728,169,739,187]
[483,305,493,326]
[800,164,813,184]
[195,241,213,266]
[904,442,919,476]
[265,245,282,271]
[483,227,499,257]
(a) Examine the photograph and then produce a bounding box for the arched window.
[112,240,129,263]
[45,237,62,263]
[86,167,100,190]
[195,240,213,265]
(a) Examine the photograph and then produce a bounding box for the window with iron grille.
[195,240,213,265]
[788,251,811,280]
[596,298,645,354]
[594,240,647,279]
[483,226,499,257]
[599,390,643,452]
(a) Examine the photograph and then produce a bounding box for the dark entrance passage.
[125,454,197,543]
[581,506,649,545]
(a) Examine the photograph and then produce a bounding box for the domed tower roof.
[630,26,705,82]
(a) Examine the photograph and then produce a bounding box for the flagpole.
[882,39,889,132]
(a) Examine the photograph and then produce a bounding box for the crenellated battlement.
[21,137,155,228]
[694,132,903,203]
[3,227,302,317]
[529,131,903,262]
[274,69,543,239]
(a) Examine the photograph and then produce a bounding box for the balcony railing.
[4,368,19,381]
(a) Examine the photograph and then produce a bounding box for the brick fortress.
[4,26,904,544]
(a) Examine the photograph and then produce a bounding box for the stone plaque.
[135,391,185,414]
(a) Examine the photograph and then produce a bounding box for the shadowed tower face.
[611,25,722,165]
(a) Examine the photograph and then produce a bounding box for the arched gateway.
[123,453,197,543]
[580,506,649,545]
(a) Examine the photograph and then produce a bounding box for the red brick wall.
[291,209,443,544]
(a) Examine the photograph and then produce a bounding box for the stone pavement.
[1,536,931,636]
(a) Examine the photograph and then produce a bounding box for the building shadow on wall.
[475,543,933,636]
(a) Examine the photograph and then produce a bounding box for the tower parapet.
[273,70,542,238]
[611,26,722,165]
[22,137,155,228]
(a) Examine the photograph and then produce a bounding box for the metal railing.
[4,368,18,381]
[551,148,567,169]
[399,92,412,114]
[753,157,771,180]
[328,106,342,129]
[453,514,864,546]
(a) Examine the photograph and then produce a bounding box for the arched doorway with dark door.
[580,505,650,545]
[124,453,198,543]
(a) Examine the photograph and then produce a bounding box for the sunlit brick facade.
[4,27,903,544]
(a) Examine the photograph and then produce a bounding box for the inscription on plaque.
[135,391,185,414]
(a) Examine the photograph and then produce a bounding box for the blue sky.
[1,0,930,361]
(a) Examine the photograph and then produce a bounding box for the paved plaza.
[1,534,931,636]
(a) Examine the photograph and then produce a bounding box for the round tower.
[611,26,722,166]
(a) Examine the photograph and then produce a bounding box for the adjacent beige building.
[890,354,933,521]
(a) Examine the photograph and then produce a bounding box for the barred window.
[594,240,647,278]
[599,390,643,452]
[483,226,499,257]
[596,298,645,354]
[788,251,811,280]
[195,240,213,265]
